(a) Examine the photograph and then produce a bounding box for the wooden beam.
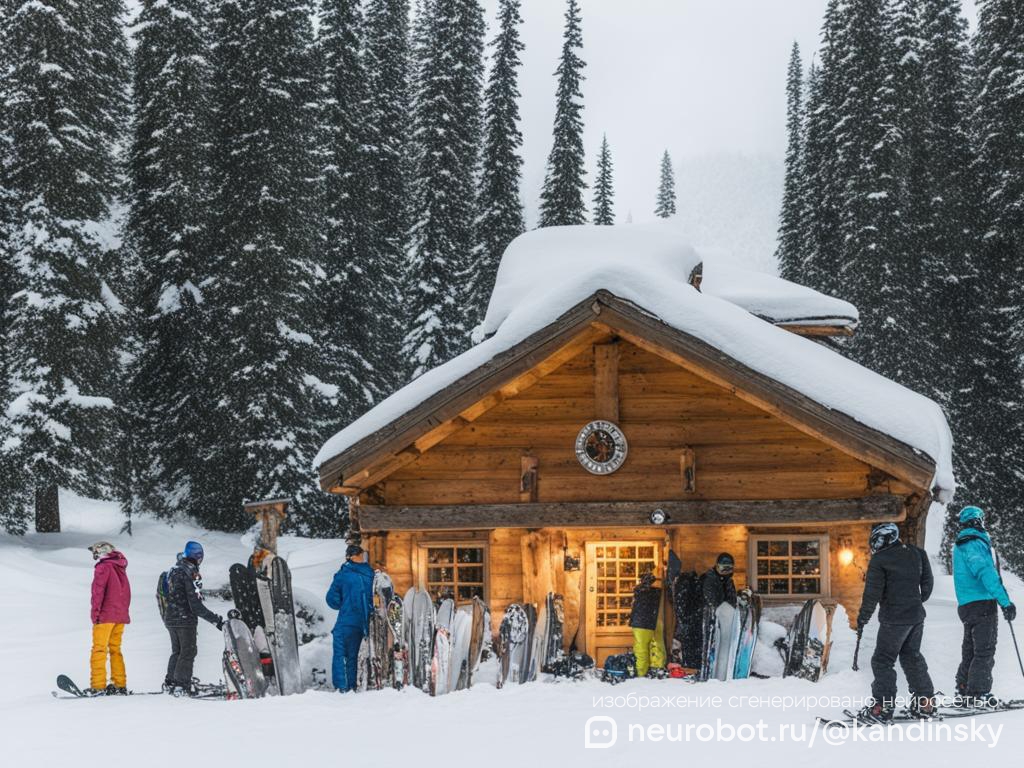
[358,495,905,531]
[520,455,539,502]
[593,342,620,421]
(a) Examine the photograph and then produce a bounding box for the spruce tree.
[776,42,804,280]
[654,149,676,219]
[469,0,526,329]
[0,0,129,532]
[538,0,587,227]
[126,0,213,522]
[203,0,338,533]
[363,0,411,394]
[320,0,388,427]
[404,0,485,378]
[591,135,615,225]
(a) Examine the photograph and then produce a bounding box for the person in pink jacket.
[88,542,131,695]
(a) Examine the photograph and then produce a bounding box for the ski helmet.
[183,541,204,564]
[715,552,735,574]
[959,506,984,525]
[88,541,114,560]
[869,522,900,553]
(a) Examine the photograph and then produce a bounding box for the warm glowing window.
[749,535,829,597]
[420,544,486,603]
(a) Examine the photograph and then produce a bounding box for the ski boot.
[908,695,937,720]
[81,688,107,697]
[856,700,894,725]
[104,684,128,696]
[646,667,668,680]
[170,683,197,698]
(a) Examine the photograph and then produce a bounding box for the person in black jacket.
[630,571,666,677]
[163,541,224,696]
[856,522,935,723]
[700,553,737,608]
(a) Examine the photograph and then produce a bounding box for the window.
[593,543,659,628]
[420,544,487,604]
[749,535,829,598]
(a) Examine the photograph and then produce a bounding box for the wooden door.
[585,541,661,666]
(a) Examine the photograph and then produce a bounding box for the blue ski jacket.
[953,528,1010,608]
[326,560,374,634]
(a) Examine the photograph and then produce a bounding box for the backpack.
[602,651,637,683]
[156,570,171,621]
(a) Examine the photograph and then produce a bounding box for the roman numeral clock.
[574,420,628,475]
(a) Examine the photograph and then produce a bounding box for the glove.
[1003,603,1016,622]
[215,616,225,631]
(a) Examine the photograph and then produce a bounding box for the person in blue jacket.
[326,544,374,692]
[952,506,1016,707]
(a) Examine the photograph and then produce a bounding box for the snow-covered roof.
[315,225,953,500]
[702,263,858,329]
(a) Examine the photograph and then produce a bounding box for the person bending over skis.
[630,571,666,678]
[952,505,1016,708]
[86,542,131,695]
[326,544,374,692]
[162,541,224,697]
[856,522,935,723]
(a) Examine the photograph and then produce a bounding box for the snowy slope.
[4,494,1023,767]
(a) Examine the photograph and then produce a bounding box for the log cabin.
[314,225,954,664]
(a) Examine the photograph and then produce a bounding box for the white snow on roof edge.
[315,230,953,501]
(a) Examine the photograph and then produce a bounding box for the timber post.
[243,498,290,554]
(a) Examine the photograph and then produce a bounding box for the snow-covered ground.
[4,493,1023,767]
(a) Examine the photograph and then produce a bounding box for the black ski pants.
[955,600,998,695]
[871,621,933,705]
[166,625,198,687]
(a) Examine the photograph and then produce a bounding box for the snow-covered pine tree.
[538,0,587,228]
[203,0,339,533]
[592,135,614,225]
[126,0,214,523]
[830,0,905,375]
[362,0,412,395]
[404,0,485,379]
[798,3,845,298]
[949,0,1024,567]
[776,42,803,280]
[654,149,676,219]
[468,0,526,330]
[0,0,129,533]
[320,0,389,429]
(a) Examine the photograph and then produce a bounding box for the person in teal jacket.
[326,544,374,692]
[952,506,1016,707]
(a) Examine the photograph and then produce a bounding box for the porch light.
[650,509,669,525]
[839,548,854,567]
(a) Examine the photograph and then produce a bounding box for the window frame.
[416,540,490,605]
[747,533,830,599]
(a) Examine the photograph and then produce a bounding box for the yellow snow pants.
[632,628,666,677]
[91,623,126,689]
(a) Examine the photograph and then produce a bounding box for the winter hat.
[715,552,735,572]
[959,506,984,525]
[183,541,204,564]
[88,541,114,560]
[869,522,900,553]
[345,544,364,559]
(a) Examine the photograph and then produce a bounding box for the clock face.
[575,420,628,475]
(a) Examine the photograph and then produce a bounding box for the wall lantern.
[837,535,866,581]
[650,508,670,525]
[562,533,581,572]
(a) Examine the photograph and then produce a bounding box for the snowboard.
[698,604,718,681]
[229,563,265,632]
[431,626,452,696]
[530,598,548,682]
[522,602,538,682]
[269,556,303,695]
[782,599,831,681]
[435,597,455,631]
[366,610,391,690]
[412,589,435,691]
[672,570,703,669]
[449,606,473,691]
[712,601,741,681]
[498,603,529,686]
[466,596,486,687]
[542,593,566,673]
[252,625,276,688]
[222,609,268,699]
[732,590,761,679]
[402,587,418,686]
[666,551,682,663]
[387,595,408,689]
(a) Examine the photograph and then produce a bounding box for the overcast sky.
[497,0,978,228]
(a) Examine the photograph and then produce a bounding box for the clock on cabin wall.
[575,420,628,475]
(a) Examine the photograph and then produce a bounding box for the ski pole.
[852,629,862,672]
[1007,619,1024,680]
